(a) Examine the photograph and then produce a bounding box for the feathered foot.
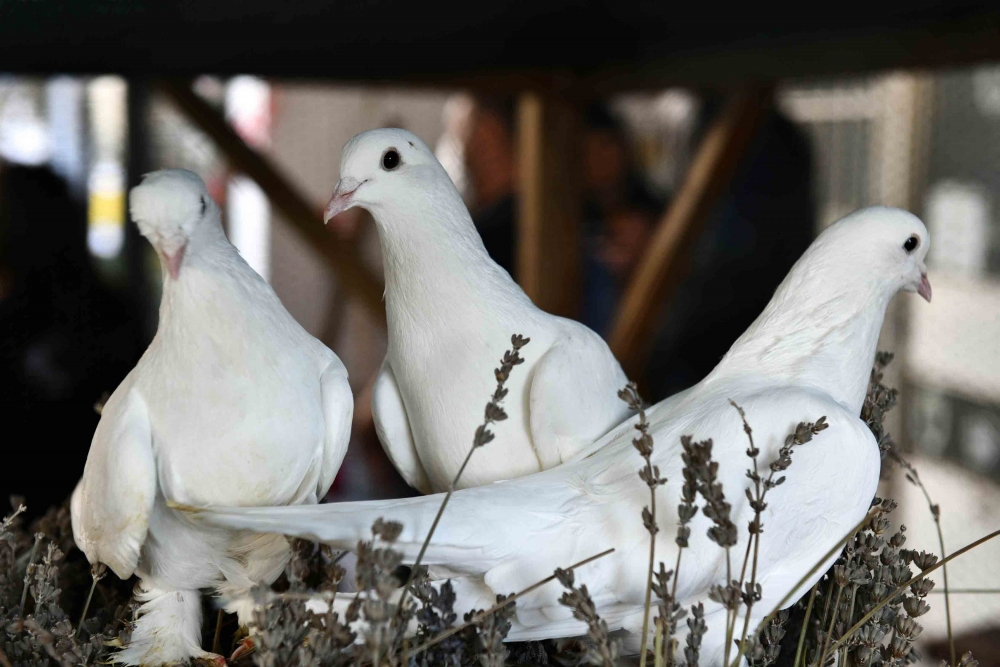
[113,585,213,666]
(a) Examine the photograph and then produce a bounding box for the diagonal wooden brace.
[159,80,386,327]
[608,88,772,379]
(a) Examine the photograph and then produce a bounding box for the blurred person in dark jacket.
[645,102,815,401]
[580,103,666,336]
[450,97,814,407]
[460,97,665,325]
[0,163,144,516]
[464,97,519,275]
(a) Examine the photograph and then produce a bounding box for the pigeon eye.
[903,236,919,253]
[381,149,401,171]
[199,196,207,217]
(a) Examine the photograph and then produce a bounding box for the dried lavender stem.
[18,533,42,613]
[837,584,858,667]
[894,452,955,666]
[395,335,528,629]
[736,529,763,655]
[817,582,843,666]
[930,499,954,666]
[398,442,476,602]
[733,472,761,656]
[845,584,858,638]
[620,383,663,667]
[729,402,765,659]
[738,538,753,592]
[793,582,819,667]
[723,549,733,666]
[393,445,476,663]
[74,564,105,638]
[825,527,1000,656]
[729,510,878,667]
[653,623,665,667]
[736,422,762,586]
[815,578,834,641]
[665,548,684,666]
[639,489,656,667]
[407,547,615,658]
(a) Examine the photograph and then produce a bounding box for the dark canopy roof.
[2,1,999,90]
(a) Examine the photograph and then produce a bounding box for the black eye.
[903,236,919,253]
[382,149,401,171]
[199,196,207,216]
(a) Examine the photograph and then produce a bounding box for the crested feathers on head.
[130,169,220,279]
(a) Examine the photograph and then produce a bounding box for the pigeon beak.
[324,178,364,223]
[163,244,187,280]
[917,272,932,302]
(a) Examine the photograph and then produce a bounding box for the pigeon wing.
[70,381,156,579]
[372,358,432,494]
[528,317,631,468]
[316,359,353,499]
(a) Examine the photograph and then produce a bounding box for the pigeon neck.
[156,219,254,322]
[715,254,895,415]
[370,189,529,330]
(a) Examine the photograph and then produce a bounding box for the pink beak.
[163,244,187,280]
[917,273,932,302]
[323,178,364,223]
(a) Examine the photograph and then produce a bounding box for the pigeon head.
[324,128,448,222]
[823,206,932,302]
[130,169,218,280]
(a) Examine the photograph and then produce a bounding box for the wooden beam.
[3,5,1000,93]
[158,80,386,326]
[584,11,1000,95]
[516,93,581,318]
[608,88,772,379]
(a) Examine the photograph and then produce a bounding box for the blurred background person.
[0,163,144,516]
[644,100,816,401]
[580,103,667,337]
[447,97,814,407]
[464,96,519,275]
[451,97,815,405]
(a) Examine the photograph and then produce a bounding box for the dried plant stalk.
[396,334,530,622]
[824,527,1000,657]
[407,547,615,659]
[556,566,619,666]
[619,383,667,667]
[892,451,955,666]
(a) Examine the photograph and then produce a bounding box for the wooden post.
[516,93,581,318]
[608,88,772,378]
[158,80,386,327]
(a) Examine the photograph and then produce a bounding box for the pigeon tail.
[175,492,497,567]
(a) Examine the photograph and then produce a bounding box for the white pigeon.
[70,170,353,666]
[190,206,931,664]
[322,128,630,493]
